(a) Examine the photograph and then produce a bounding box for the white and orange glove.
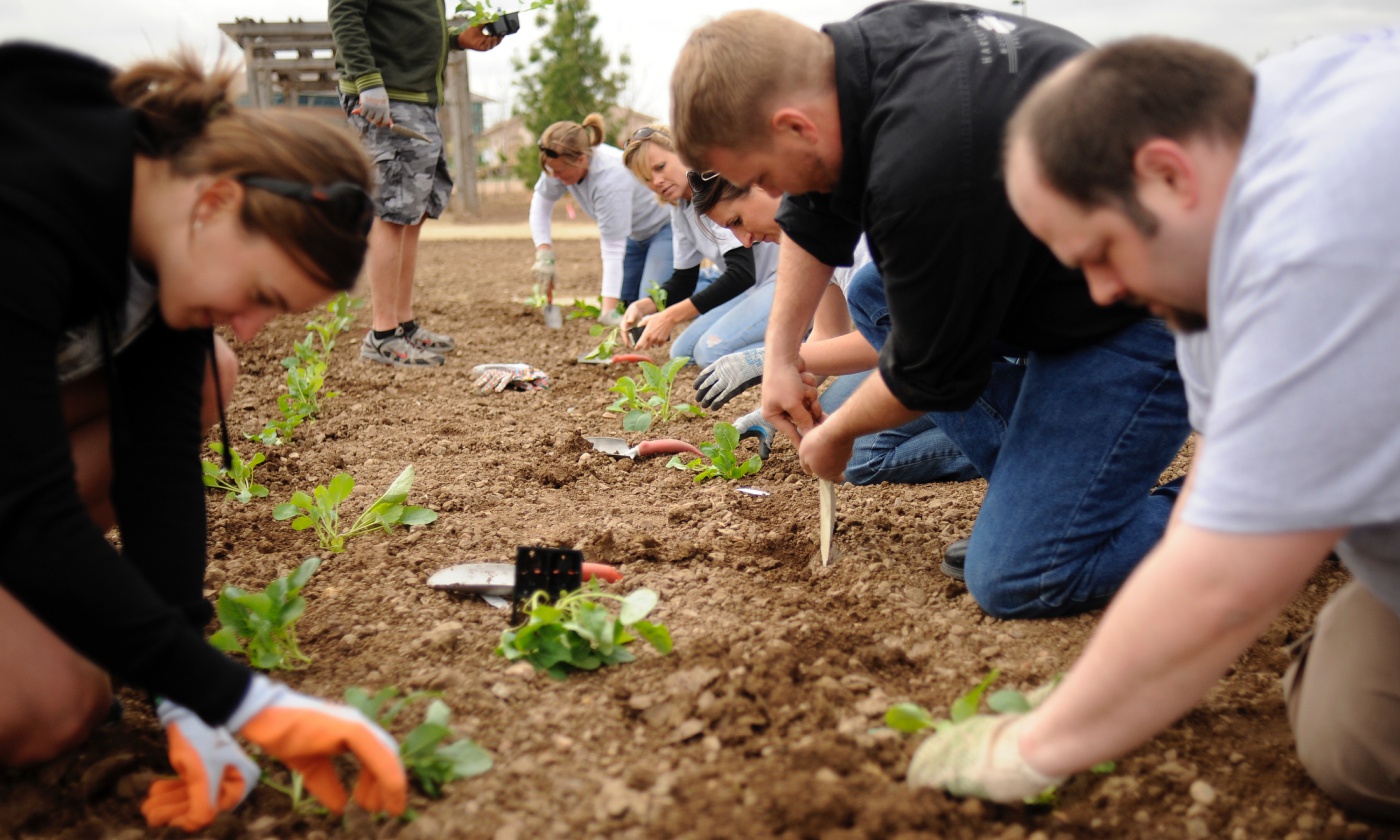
[142,699,261,831]
[906,714,1064,802]
[226,674,407,817]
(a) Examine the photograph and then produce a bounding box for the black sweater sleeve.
[0,229,250,726]
[687,246,756,314]
[659,265,701,308]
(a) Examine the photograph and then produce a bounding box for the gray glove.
[734,409,774,460]
[531,250,557,296]
[355,86,391,127]
[693,347,765,409]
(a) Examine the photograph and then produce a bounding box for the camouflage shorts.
[340,94,453,225]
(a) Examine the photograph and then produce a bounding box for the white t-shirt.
[671,199,779,287]
[529,144,669,245]
[1176,27,1400,614]
[831,235,872,295]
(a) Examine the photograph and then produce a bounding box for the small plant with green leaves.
[273,465,438,553]
[286,360,337,419]
[884,671,1111,805]
[261,769,328,817]
[209,557,321,671]
[523,283,549,309]
[568,297,602,321]
[249,409,303,447]
[495,581,672,680]
[647,284,668,312]
[346,687,494,799]
[457,0,553,25]
[305,292,364,355]
[281,333,322,371]
[583,322,622,361]
[201,442,269,504]
[607,356,705,432]
[666,421,763,482]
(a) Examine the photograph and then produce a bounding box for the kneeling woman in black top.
[0,44,408,829]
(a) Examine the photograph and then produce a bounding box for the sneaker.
[402,321,455,353]
[360,329,445,367]
[940,537,969,581]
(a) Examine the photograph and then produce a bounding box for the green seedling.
[249,410,302,447]
[568,297,602,320]
[607,357,705,432]
[647,284,668,312]
[273,465,438,553]
[286,360,337,419]
[209,557,321,671]
[495,580,672,681]
[583,323,622,361]
[281,333,322,371]
[201,442,268,504]
[262,770,328,817]
[306,292,364,355]
[458,0,552,25]
[666,421,762,482]
[346,687,495,799]
[883,671,1114,805]
[523,283,549,310]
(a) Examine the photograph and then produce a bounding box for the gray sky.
[6,1,1398,128]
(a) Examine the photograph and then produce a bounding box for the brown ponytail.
[580,113,606,147]
[113,50,372,290]
[538,112,610,171]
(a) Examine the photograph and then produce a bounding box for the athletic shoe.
[402,322,456,353]
[360,329,445,367]
[940,537,969,581]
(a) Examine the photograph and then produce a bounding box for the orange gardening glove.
[226,674,406,816]
[142,699,260,831]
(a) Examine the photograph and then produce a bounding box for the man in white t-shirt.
[903,31,1400,818]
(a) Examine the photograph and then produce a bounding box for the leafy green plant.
[666,421,763,482]
[607,356,704,432]
[281,333,322,371]
[523,283,549,309]
[568,297,602,321]
[201,442,269,503]
[262,769,328,817]
[583,323,622,361]
[457,0,553,25]
[647,284,668,312]
[209,557,321,671]
[495,581,672,680]
[286,360,337,419]
[306,292,364,355]
[273,465,438,553]
[346,687,494,799]
[883,671,1113,805]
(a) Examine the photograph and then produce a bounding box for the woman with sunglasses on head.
[618,125,780,366]
[691,174,987,489]
[529,114,672,322]
[0,44,407,830]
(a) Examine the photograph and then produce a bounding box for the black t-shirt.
[0,43,250,725]
[776,1,1143,411]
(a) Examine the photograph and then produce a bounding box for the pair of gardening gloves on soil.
[141,674,406,831]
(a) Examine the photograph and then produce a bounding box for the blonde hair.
[113,51,372,290]
[671,11,832,169]
[538,112,606,172]
[621,123,679,204]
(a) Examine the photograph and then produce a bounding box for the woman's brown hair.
[538,112,606,173]
[112,51,373,290]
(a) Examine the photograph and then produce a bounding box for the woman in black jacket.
[0,43,407,830]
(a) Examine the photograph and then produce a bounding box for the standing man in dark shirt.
[671,2,1191,618]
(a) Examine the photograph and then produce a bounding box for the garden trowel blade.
[543,303,563,329]
[819,479,836,567]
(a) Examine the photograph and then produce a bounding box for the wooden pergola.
[217,18,486,214]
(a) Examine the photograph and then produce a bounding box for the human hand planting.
[226,675,407,817]
[143,700,260,831]
[733,409,774,460]
[531,248,556,296]
[694,347,765,409]
[906,713,1063,802]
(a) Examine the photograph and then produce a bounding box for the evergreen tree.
[510,0,630,185]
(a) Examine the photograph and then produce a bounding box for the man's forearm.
[824,367,923,440]
[1021,518,1342,777]
[767,239,834,362]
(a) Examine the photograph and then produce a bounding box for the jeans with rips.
[621,223,674,305]
[671,281,776,368]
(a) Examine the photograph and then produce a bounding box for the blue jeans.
[671,282,775,367]
[928,317,1190,618]
[622,224,673,305]
[824,262,980,485]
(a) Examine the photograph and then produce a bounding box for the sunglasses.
[685,169,720,195]
[626,125,670,147]
[538,142,564,159]
[240,176,374,237]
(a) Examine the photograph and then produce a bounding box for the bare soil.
[3,198,1394,840]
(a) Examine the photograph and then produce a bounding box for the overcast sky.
[7,1,1397,127]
